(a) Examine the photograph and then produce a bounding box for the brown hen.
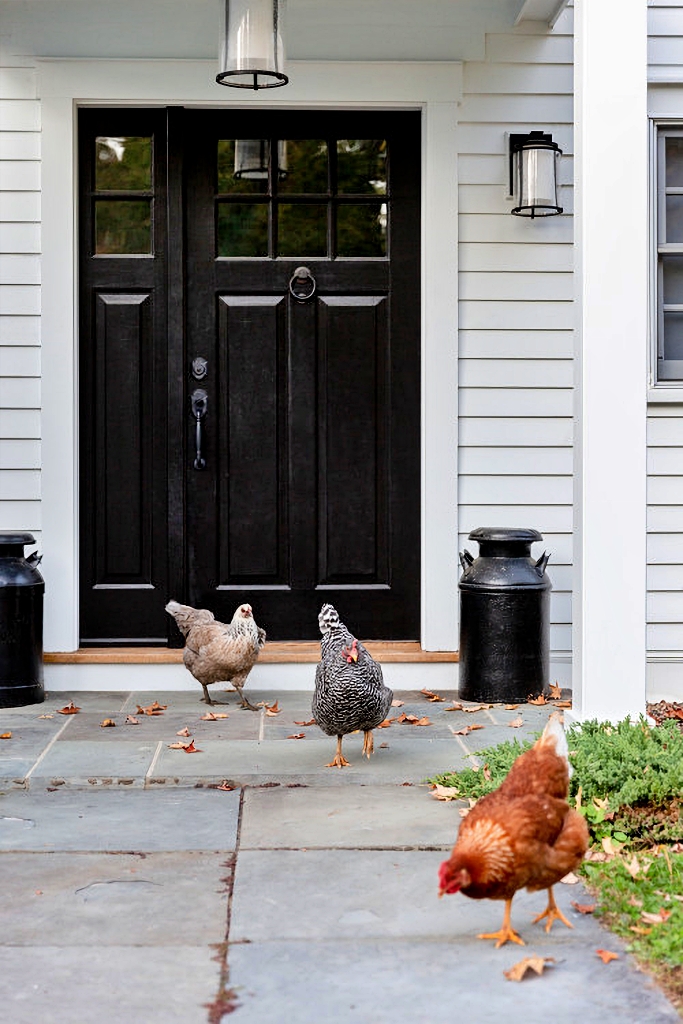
[165,600,266,709]
[438,713,588,947]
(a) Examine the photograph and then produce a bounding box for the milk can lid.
[0,533,36,546]
[468,527,543,543]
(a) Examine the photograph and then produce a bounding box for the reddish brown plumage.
[438,714,589,946]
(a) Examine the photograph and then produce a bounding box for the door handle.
[289,266,317,302]
[191,388,208,470]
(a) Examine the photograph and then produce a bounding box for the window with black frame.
[656,127,683,384]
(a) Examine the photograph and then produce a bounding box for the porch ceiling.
[0,0,546,64]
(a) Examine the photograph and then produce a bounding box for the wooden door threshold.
[45,642,458,665]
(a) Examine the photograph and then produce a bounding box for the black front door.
[79,108,421,644]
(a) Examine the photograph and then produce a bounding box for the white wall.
[457,9,575,673]
[0,60,41,553]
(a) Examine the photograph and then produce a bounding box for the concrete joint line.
[24,716,74,781]
[145,740,164,783]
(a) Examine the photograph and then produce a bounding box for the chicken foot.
[362,730,375,759]
[326,735,351,768]
[478,899,525,948]
[236,691,259,711]
[532,886,573,933]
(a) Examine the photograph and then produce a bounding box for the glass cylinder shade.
[217,0,287,89]
[234,139,288,179]
[511,133,562,218]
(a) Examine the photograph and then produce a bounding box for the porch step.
[44,642,458,665]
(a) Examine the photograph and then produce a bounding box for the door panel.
[79,108,421,644]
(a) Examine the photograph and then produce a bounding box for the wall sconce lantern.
[509,131,563,218]
[217,0,288,90]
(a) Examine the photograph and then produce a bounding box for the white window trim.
[38,59,461,652]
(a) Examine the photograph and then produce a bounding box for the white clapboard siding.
[550,625,571,651]
[648,534,683,563]
[647,416,683,446]
[648,505,683,532]
[649,476,683,505]
[0,438,40,469]
[460,358,572,388]
[460,300,573,331]
[0,132,40,160]
[648,591,683,622]
[460,446,572,476]
[0,408,40,438]
[0,192,40,222]
[459,154,574,188]
[459,271,574,301]
[0,285,40,316]
[0,68,37,100]
[460,504,573,532]
[0,223,40,254]
[0,100,40,132]
[463,62,574,96]
[459,388,573,418]
[459,213,573,245]
[648,447,683,475]
[457,124,574,159]
[459,417,573,447]
[459,475,572,506]
[460,184,573,217]
[648,624,683,651]
[460,329,573,359]
[485,34,573,65]
[0,162,40,192]
[458,93,574,124]
[0,469,40,499]
[0,347,40,376]
[0,317,40,344]
[0,378,40,408]
[649,564,683,591]
[459,244,573,274]
[0,254,40,284]
[459,530,572,565]
[0,501,41,531]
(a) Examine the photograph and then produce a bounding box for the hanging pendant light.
[217,0,288,90]
[509,131,563,218]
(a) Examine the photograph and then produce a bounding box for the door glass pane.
[663,256,683,304]
[217,203,269,257]
[663,311,683,360]
[95,137,152,191]
[95,200,151,254]
[278,204,327,256]
[666,137,683,187]
[337,203,387,257]
[218,140,269,194]
[278,140,328,194]
[665,195,683,242]
[337,140,387,195]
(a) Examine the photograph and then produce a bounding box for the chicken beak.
[350,649,359,662]
[438,889,445,899]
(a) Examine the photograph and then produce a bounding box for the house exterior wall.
[0,64,41,553]
[458,9,574,680]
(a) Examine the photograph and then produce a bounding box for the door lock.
[192,356,208,380]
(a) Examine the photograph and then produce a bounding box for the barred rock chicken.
[165,600,266,710]
[438,713,589,947]
[312,603,393,768]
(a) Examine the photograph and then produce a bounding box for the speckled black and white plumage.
[312,604,393,766]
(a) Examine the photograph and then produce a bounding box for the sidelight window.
[654,127,683,383]
[93,136,153,255]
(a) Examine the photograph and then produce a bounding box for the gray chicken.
[312,603,393,768]
[165,600,266,709]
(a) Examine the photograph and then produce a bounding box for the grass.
[427,717,683,1012]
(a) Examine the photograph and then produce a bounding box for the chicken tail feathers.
[165,599,215,637]
[536,712,572,777]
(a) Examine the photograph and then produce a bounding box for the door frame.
[39,58,461,653]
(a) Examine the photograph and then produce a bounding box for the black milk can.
[0,533,45,707]
[458,527,551,703]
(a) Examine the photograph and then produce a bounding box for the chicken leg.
[532,886,573,933]
[478,899,525,948]
[326,734,351,768]
[362,730,375,758]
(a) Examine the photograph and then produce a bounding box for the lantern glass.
[510,133,562,218]
[233,139,288,180]
[217,0,287,90]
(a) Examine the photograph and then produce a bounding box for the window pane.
[337,203,387,257]
[278,141,328,194]
[218,140,269,194]
[663,311,683,361]
[95,200,151,254]
[666,137,683,187]
[665,195,683,242]
[337,140,387,195]
[663,256,683,304]
[95,137,152,191]
[278,204,327,256]
[217,203,269,257]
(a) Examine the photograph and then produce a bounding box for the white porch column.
[573,0,648,720]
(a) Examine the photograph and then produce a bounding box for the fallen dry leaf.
[596,949,619,964]
[420,687,444,702]
[430,784,460,801]
[58,701,81,715]
[444,702,464,712]
[377,718,395,728]
[38,714,54,719]
[458,806,471,818]
[293,719,316,727]
[549,682,562,699]
[379,742,389,749]
[257,700,281,716]
[176,727,192,737]
[571,900,597,914]
[641,909,672,925]
[505,704,520,711]
[396,713,432,726]
[630,925,653,936]
[482,765,492,781]
[287,733,305,740]
[200,711,229,720]
[216,781,234,791]
[125,715,139,725]
[391,699,405,707]
[528,694,546,705]
[463,703,493,713]
[0,731,11,739]
[560,872,580,885]
[137,701,167,716]
[168,740,202,752]
[99,719,116,728]
[508,716,524,729]
[504,956,556,982]
[601,836,624,857]
[628,895,644,908]
[553,700,572,708]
